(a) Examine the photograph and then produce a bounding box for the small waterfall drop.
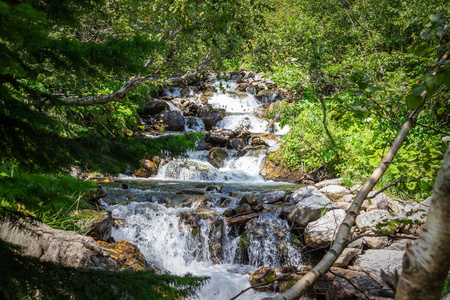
[109,77,305,299]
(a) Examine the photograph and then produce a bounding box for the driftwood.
[226,213,262,226]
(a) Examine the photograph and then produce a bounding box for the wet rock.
[154,110,185,131]
[219,186,240,194]
[304,209,346,248]
[256,89,277,103]
[239,194,258,206]
[134,159,158,178]
[253,105,268,118]
[218,197,232,207]
[0,217,120,270]
[206,185,219,193]
[223,208,237,218]
[355,249,404,277]
[200,109,226,130]
[121,183,130,189]
[182,101,198,116]
[227,138,246,152]
[234,127,251,140]
[142,99,170,116]
[200,91,214,104]
[259,156,303,183]
[206,129,235,146]
[257,191,286,204]
[178,196,212,209]
[252,203,264,212]
[251,135,267,146]
[74,210,112,242]
[316,267,394,300]
[249,267,277,292]
[355,210,392,233]
[208,148,228,168]
[333,248,360,268]
[145,195,170,205]
[97,240,147,271]
[176,189,206,195]
[277,265,298,274]
[315,178,343,189]
[319,185,351,201]
[198,142,213,151]
[237,203,253,214]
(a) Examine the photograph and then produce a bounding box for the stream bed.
[102,78,306,299]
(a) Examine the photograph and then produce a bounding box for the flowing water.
[105,80,304,299]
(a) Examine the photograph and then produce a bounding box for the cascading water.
[107,78,304,299]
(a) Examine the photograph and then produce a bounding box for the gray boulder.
[315,178,343,189]
[200,109,226,130]
[304,209,346,248]
[257,191,286,204]
[319,185,351,200]
[288,195,337,228]
[155,110,185,131]
[355,210,392,232]
[355,249,404,276]
[227,138,246,152]
[208,148,228,168]
[207,129,236,146]
[142,99,170,115]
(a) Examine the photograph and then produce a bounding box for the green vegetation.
[237,0,449,200]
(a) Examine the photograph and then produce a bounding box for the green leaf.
[420,33,432,39]
[443,70,450,89]
[437,107,445,115]
[412,85,426,97]
[406,94,422,110]
[429,14,440,22]
[425,74,442,90]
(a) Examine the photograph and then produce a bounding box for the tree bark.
[395,145,450,300]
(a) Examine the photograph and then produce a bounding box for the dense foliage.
[235,0,450,200]
[0,0,265,298]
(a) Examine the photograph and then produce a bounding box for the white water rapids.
[108,79,304,299]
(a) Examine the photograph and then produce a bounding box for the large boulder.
[142,99,170,115]
[287,194,336,228]
[259,156,303,183]
[227,138,246,152]
[355,249,404,276]
[362,192,390,211]
[355,209,392,232]
[316,267,394,299]
[0,218,120,270]
[96,240,147,271]
[257,191,286,204]
[207,148,228,168]
[249,267,277,292]
[304,209,346,248]
[134,159,158,178]
[315,178,343,189]
[206,129,235,146]
[154,110,185,131]
[200,109,226,130]
[319,185,351,201]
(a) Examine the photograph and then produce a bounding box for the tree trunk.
[395,145,450,300]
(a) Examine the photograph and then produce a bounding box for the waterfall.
[109,77,305,299]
